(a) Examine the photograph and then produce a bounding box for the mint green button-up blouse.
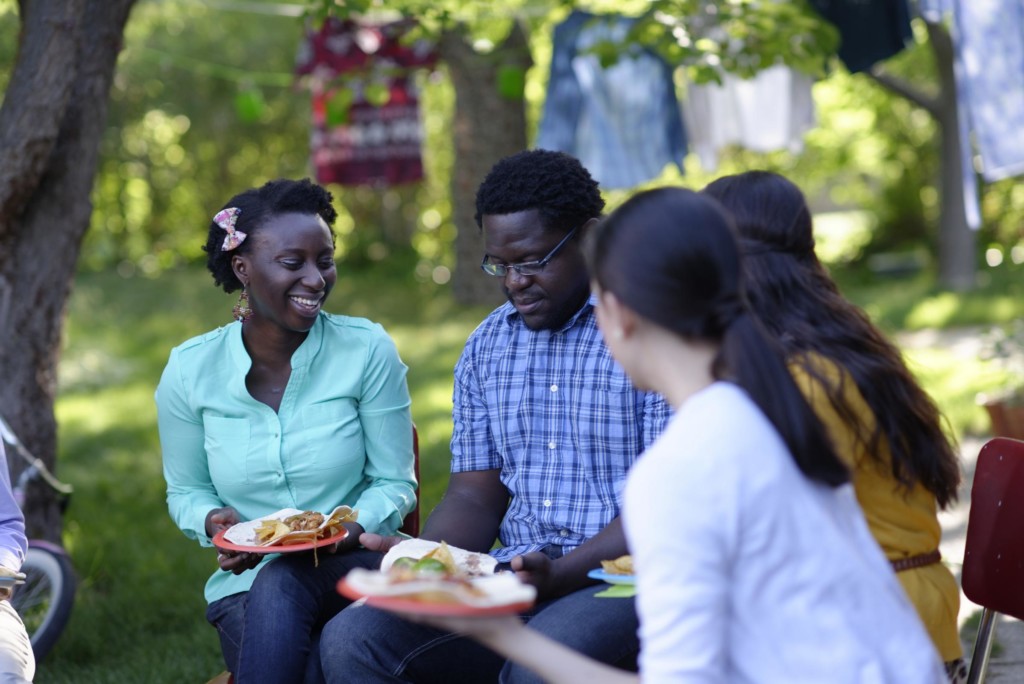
[156,312,416,604]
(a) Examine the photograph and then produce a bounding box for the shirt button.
[559,529,569,537]
[543,499,552,507]
[550,384,558,392]
[276,471,283,478]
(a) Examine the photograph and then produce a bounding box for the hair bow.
[215,207,246,251]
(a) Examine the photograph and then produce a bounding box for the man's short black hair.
[474,149,605,234]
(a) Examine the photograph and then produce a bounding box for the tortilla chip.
[600,555,634,575]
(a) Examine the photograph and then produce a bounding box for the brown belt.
[890,549,941,573]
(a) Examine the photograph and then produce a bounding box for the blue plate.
[587,568,636,585]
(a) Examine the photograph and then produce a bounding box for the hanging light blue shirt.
[156,312,416,604]
[451,296,671,562]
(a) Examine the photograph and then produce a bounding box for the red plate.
[212,526,348,555]
[337,578,534,616]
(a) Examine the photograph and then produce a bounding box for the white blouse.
[623,382,945,683]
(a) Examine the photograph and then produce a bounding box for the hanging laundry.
[536,10,688,189]
[295,18,437,187]
[681,65,816,172]
[808,0,915,73]
[920,0,1024,228]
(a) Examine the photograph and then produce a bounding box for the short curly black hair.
[203,178,338,293]
[474,149,604,235]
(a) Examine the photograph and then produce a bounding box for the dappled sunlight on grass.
[902,348,1002,439]
[905,293,961,329]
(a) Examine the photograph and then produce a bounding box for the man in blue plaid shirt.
[322,149,671,683]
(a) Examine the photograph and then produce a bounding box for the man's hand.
[325,522,367,554]
[359,532,407,554]
[510,552,565,602]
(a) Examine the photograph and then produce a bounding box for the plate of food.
[588,554,636,585]
[338,539,536,616]
[213,506,358,554]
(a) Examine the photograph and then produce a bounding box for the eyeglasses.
[480,226,579,277]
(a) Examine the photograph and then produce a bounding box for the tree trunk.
[927,19,976,291]
[0,0,137,541]
[868,20,977,291]
[438,23,532,307]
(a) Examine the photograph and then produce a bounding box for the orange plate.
[337,578,534,616]
[212,526,348,555]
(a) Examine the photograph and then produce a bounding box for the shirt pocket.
[300,398,365,472]
[203,415,250,485]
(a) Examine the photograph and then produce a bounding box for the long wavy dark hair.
[587,187,848,488]
[703,171,960,507]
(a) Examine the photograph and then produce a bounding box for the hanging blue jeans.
[536,10,687,189]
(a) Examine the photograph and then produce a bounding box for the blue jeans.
[319,583,639,683]
[234,549,383,684]
[207,591,248,674]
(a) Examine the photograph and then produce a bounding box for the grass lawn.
[35,251,1022,681]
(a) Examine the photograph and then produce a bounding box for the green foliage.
[629,0,839,83]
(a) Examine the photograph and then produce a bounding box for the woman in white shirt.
[388,187,945,683]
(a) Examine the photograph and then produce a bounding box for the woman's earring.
[611,328,624,341]
[232,286,253,323]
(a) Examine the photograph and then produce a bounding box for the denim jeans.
[207,591,248,674]
[234,549,382,684]
[319,583,639,683]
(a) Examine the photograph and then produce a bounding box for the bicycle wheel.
[12,543,76,662]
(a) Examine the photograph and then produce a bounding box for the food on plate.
[600,554,634,576]
[380,538,496,577]
[222,505,358,548]
[254,510,327,545]
[344,540,535,609]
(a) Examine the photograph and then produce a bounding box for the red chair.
[962,437,1024,683]
[398,424,421,537]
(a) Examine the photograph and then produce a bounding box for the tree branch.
[864,68,940,118]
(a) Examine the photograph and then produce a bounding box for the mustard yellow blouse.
[791,355,962,662]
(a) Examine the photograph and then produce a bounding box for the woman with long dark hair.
[703,171,964,681]
[377,187,945,683]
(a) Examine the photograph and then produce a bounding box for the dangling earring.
[232,286,253,322]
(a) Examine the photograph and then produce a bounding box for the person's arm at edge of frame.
[0,442,26,598]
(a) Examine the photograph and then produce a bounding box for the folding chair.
[962,437,1024,683]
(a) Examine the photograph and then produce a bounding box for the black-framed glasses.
[480,226,580,277]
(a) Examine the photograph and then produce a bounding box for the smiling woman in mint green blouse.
[155,178,416,681]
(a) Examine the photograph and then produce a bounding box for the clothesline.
[133,45,296,87]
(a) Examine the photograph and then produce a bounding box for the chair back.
[398,425,421,537]
[963,437,1024,620]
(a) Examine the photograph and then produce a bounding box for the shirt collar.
[227,312,326,372]
[502,293,596,334]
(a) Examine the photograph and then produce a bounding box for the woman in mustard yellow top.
[704,171,965,682]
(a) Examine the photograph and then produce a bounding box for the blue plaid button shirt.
[451,296,671,562]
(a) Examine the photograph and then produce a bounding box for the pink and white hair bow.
[214,207,246,251]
